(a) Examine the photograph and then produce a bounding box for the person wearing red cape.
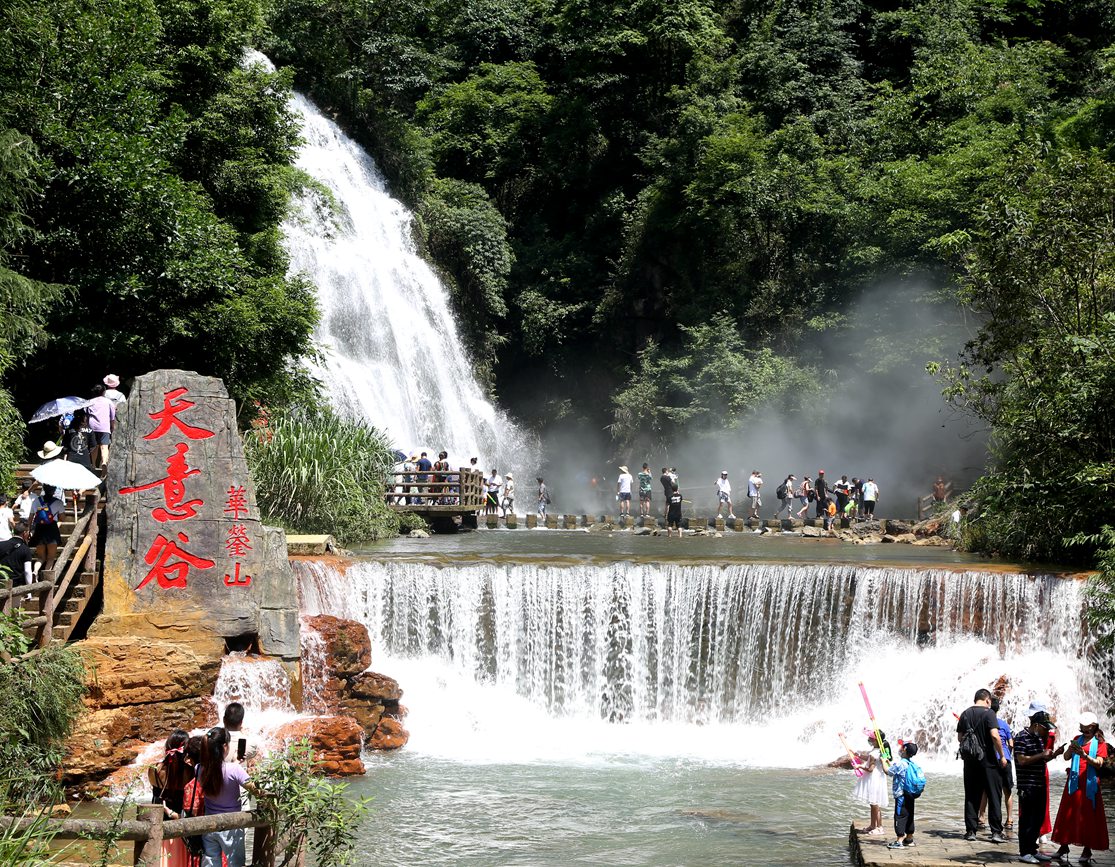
[1052,712,1109,865]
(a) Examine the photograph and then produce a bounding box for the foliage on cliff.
[0,0,318,464]
[244,406,403,543]
[0,624,87,805]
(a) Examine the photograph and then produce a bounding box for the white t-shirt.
[104,388,127,406]
[862,481,879,501]
[15,492,34,521]
[487,474,502,493]
[617,472,633,494]
[716,477,731,496]
[0,506,13,542]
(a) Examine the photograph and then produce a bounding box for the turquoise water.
[347,757,982,866]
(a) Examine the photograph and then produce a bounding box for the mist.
[534,280,989,519]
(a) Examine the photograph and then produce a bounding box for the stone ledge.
[286,534,337,555]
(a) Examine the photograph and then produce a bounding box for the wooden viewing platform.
[385,467,486,516]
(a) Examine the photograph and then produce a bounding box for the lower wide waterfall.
[297,560,1101,767]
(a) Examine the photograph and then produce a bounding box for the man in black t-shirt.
[957,688,1008,842]
[814,470,828,519]
[1013,710,1062,861]
[0,521,34,584]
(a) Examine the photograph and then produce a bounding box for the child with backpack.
[886,742,925,849]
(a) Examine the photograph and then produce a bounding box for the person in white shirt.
[616,465,634,517]
[501,473,515,518]
[0,495,14,542]
[747,471,763,518]
[485,470,502,515]
[715,471,736,520]
[862,477,880,518]
[14,481,35,522]
[103,373,127,407]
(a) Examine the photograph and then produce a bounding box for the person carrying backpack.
[957,688,1009,843]
[886,742,925,849]
[30,483,64,572]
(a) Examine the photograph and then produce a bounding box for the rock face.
[273,716,366,777]
[98,369,299,664]
[302,614,409,751]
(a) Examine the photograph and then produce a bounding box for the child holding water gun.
[854,729,891,834]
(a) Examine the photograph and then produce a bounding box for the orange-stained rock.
[303,615,371,676]
[350,671,402,702]
[368,715,409,751]
[77,636,223,709]
[63,698,211,784]
[273,716,365,776]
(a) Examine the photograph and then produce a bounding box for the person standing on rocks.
[776,475,795,519]
[957,688,1009,844]
[536,477,549,519]
[834,474,851,515]
[1014,709,1062,863]
[637,464,653,518]
[815,470,829,519]
[862,478,879,518]
[666,482,683,538]
[501,473,515,518]
[485,468,502,516]
[715,470,735,521]
[797,476,813,520]
[747,470,763,519]
[616,465,634,518]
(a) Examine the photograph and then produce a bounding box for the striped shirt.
[1013,728,1046,793]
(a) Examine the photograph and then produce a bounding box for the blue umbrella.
[392,449,408,464]
[29,396,90,424]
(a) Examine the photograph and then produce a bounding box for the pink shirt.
[86,396,115,433]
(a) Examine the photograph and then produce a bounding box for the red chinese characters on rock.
[223,486,252,587]
[119,386,217,591]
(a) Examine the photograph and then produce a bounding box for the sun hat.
[1027,701,1048,715]
[103,374,120,388]
[37,441,63,460]
[818,469,825,474]
[506,472,513,479]
[619,465,629,473]
[1078,711,1099,727]
[721,470,728,475]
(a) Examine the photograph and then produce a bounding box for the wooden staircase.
[1,462,105,645]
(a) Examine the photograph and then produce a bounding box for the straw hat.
[37,441,63,460]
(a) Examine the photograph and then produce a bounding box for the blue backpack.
[903,760,926,798]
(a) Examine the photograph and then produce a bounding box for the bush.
[0,630,86,808]
[243,406,400,544]
[251,741,370,867]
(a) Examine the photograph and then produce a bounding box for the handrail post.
[135,804,163,866]
[39,581,53,647]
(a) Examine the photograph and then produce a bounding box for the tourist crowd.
[851,689,1109,864]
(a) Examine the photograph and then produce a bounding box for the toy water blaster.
[838,732,865,777]
[859,681,891,770]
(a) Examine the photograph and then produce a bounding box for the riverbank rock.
[302,614,409,750]
[79,635,223,708]
[881,533,917,544]
[304,614,371,676]
[273,716,365,776]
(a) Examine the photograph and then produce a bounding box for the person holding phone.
[222,702,258,764]
[198,727,261,867]
[1051,712,1109,865]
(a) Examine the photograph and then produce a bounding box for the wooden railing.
[0,489,102,648]
[0,806,288,866]
[385,467,486,512]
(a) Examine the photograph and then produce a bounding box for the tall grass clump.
[244,406,401,544]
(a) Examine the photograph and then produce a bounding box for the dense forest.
[1,0,1114,568]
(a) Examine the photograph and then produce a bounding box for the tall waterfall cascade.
[298,560,1103,768]
[280,90,532,470]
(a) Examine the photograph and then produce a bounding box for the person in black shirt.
[957,688,1009,842]
[815,470,828,519]
[1014,711,1062,862]
[0,521,35,584]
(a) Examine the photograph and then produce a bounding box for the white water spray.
[280,89,533,473]
[298,560,1105,770]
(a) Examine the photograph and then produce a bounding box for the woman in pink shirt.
[198,727,261,867]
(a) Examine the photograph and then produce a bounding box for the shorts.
[31,523,62,548]
[486,492,499,507]
[667,506,682,527]
[639,491,652,502]
[94,431,111,445]
[749,495,761,508]
[718,492,731,503]
[999,759,1014,792]
[618,492,632,501]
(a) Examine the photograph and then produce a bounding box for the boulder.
[78,636,222,709]
[912,517,945,538]
[349,671,403,702]
[303,614,371,676]
[912,536,953,547]
[881,533,917,544]
[273,716,365,777]
[63,697,211,784]
[801,526,825,538]
[368,715,409,750]
[408,529,430,538]
[885,520,912,535]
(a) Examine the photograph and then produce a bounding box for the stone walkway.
[849,799,1115,866]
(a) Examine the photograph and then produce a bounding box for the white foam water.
[279,84,533,474]
[297,560,1106,772]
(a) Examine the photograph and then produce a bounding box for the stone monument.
[94,370,300,666]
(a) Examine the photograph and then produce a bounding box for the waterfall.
[280,90,532,473]
[297,560,1104,767]
[212,652,296,724]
